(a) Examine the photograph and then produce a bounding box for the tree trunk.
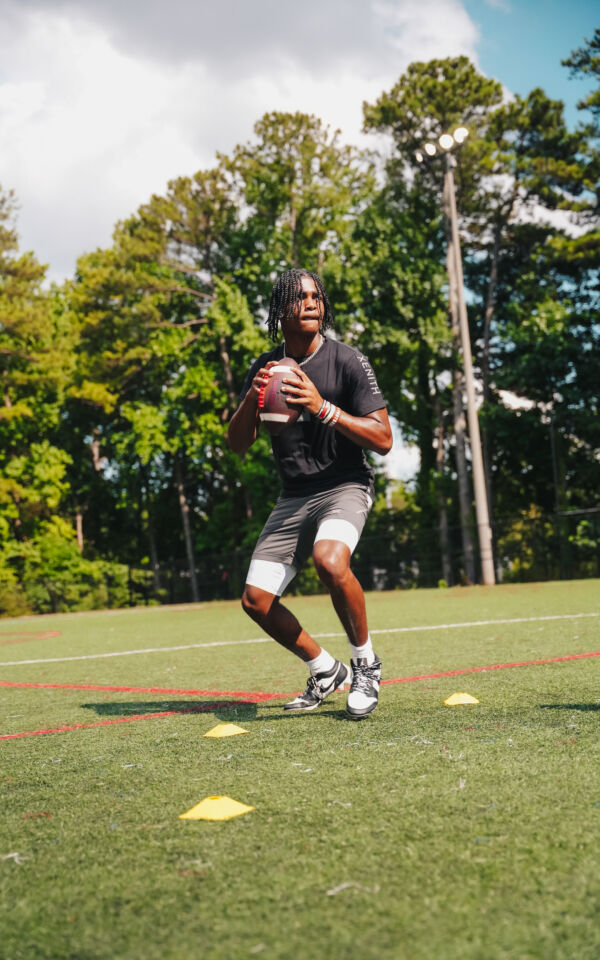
[415,343,436,497]
[75,511,84,552]
[480,227,500,566]
[482,228,499,407]
[174,453,199,603]
[445,239,476,584]
[90,429,104,472]
[218,334,236,421]
[219,332,254,523]
[138,466,162,592]
[434,394,452,586]
[145,496,162,594]
[147,517,161,593]
[290,194,299,268]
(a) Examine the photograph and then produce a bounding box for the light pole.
[417,129,496,586]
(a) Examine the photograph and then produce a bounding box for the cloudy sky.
[1,0,597,287]
[0,0,596,480]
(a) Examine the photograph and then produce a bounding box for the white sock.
[349,635,375,665]
[307,649,336,677]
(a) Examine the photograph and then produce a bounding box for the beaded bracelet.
[317,399,342,426]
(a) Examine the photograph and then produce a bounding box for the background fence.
[8,507,599,615]
[122,507,600,607]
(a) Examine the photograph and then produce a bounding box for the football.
[258,357,303,436]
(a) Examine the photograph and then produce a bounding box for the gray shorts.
[246,482,373,596]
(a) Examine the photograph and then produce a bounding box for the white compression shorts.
[245,482,373,597]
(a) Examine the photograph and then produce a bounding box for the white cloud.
[374,0,479,62]
[0,0,481,281]
[5,0,420,74]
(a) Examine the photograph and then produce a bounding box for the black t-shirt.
[240,338,386,497]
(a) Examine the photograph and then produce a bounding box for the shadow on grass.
[80,700,360,725]
[540,704,600,711]
[255,703,355,722]
[81,700,259,721]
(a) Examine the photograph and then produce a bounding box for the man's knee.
[313,541,351,588]
[241,584,276,622]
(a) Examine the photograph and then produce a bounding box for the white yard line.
[0,612,598,666]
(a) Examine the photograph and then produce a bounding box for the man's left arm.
[331,406,393,456]
[282,370,393,456]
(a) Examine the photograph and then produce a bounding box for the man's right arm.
[227,360,278,456]
[227,389,261,456]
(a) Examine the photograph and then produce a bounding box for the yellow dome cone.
[179,796,254,821]
[203,723,248,738]
[444,692,480,705]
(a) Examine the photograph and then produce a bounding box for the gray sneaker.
[284,660,351,712]
[346,656,382,720]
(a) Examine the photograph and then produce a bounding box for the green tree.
[328,178,455,582]
[0,188,82,608]
[473,36,600,534]
[67,172,271,600]
[461,88,593,535]
[363,56,599,581]
[362,57,503,582]
[225,111,376,310]
[563,28,600,132]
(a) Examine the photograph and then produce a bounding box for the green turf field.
[1,580,599,960]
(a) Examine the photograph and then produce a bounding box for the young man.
[227,269,392,719]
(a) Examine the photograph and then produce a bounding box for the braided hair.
[266,269,333,342]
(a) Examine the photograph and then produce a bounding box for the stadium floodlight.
[439,133,454,150]
[453,126,469,143]
[415,150,424,163]
[424,142,437,156]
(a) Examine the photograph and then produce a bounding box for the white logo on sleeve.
[355,353,382,396]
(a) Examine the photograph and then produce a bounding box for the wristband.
[322,404,336,425]
[319,400,332,422]
[329,406,341,427]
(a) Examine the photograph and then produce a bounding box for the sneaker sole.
[346,701,378,720]
[283,701,322,712]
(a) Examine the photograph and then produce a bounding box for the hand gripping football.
[258,357,303,436]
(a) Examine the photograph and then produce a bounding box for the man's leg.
[241,583,321,661]
[312,539,381,720]
[311,484,374,650]
[241,573,350,713]
[311,540,368,647]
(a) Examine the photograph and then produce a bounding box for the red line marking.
[2,651,598,741]
[0,702,244,740]
[0,680,277,700]
[380,651,600,686]
[1,651,598,701]
[0,631,60,647]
